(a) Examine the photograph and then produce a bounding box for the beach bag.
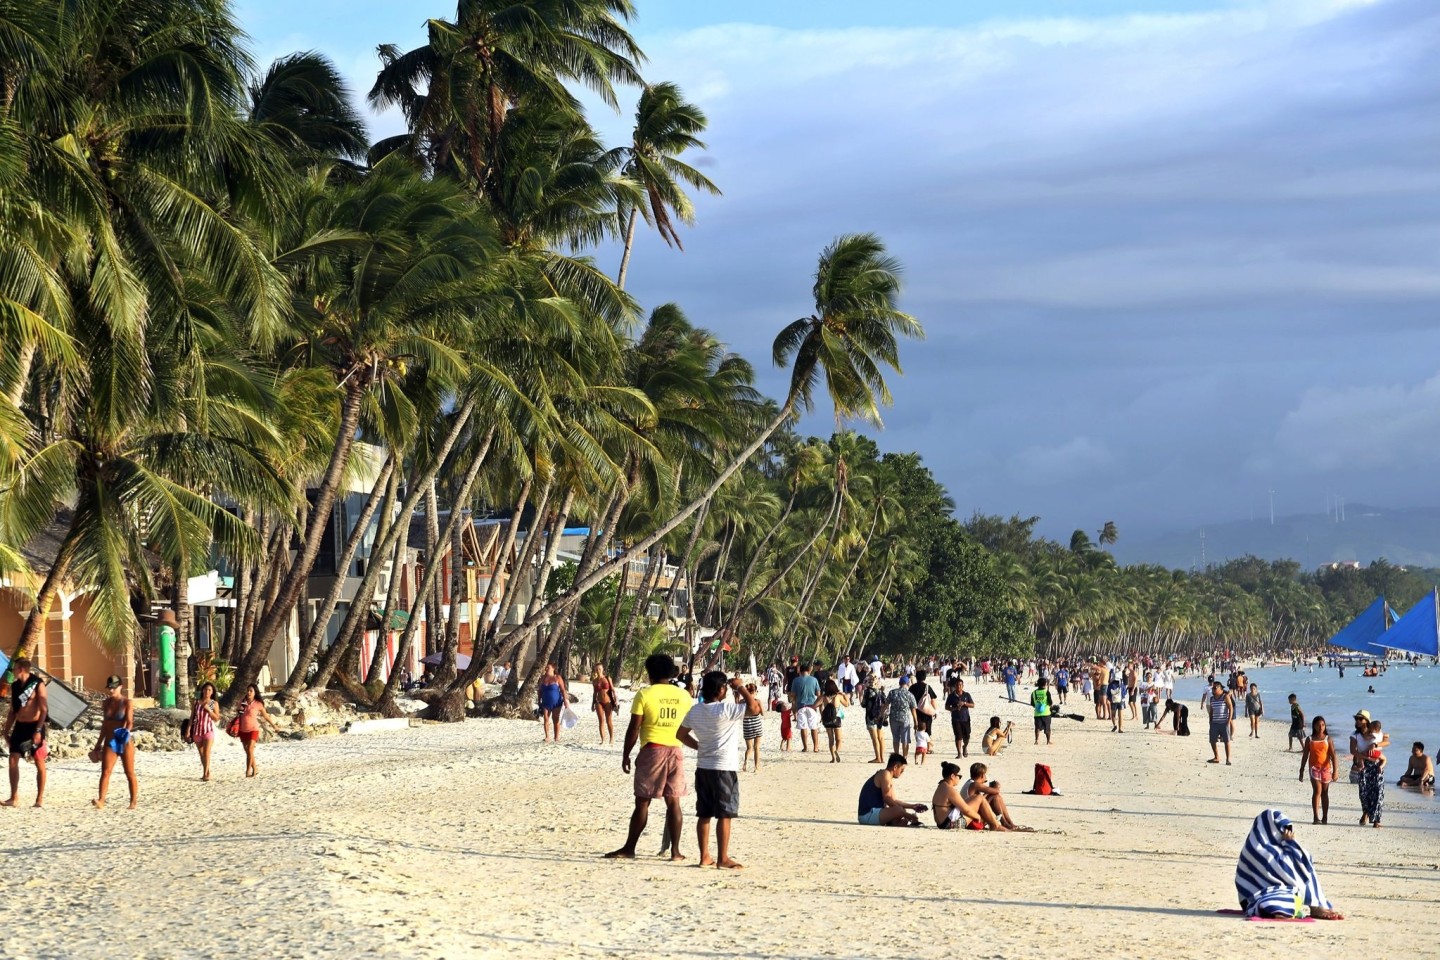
[560,705,580,730]
[226,715,242,738]
[917,687,936,717]
[1023,763,1059,796]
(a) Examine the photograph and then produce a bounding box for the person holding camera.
[677,672,761,868]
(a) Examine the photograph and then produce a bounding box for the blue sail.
[1380,589,1440,658]
[1325,596,1389,657]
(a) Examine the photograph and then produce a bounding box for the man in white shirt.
[678,672,761,869]
[869,656,884,680]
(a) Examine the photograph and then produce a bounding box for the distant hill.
[1111,504,1440,571]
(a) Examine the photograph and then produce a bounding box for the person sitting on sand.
[1297,716,1338,824]
[856,753,928,826]
[962,762,1032,831]
[3,658,47,808]
[677,672,761,869]
[981,716,1012,756]
[1235,809,1343,920]
[931,761,1003,830]
[89,675,137,809]
[1396,742,1435,789]
[606,654,694,861]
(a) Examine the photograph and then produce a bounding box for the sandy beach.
[3,679,1432,960]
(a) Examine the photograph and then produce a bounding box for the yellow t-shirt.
[632,683,694,747]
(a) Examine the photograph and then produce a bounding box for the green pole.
[156,610,178,708]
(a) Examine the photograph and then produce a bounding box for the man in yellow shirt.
[605,653,693,861]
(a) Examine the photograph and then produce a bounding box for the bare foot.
[602,849,635,860]
[32,801,41,808]
[91,799,105,809]
[669,852,687,862]
[1310,906,1344,920]
[698,858,715,867]
[128,800,137,810]
[717,859,745,869]
[0,799,16,808]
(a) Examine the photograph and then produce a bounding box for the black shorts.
[7,722,40,756]
[1034,715,1052,735]
[694,769,740,820]
[951,714,972,738]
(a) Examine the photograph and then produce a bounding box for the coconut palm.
[611,81,720,288]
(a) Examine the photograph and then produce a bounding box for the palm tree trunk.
[616,207,640,289]
[610,545,666,682]
[6,340,35,407]
[363,531,409,686]
[375,434,494,715]
[477,479,552,662]
[447,403,794,697]
[470,478,532,657]
[13,519,81,660]
[423,480,441,657]
[276,457,395,704]
[173,561,193,710]
[229,377,367,701]
[433,504,469,690]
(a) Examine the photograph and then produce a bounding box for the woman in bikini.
[590,664,616,745]
[90,675,137,809]
[1297,715,1338,824]
[820,678,849,763]
[189,681,220,780]
[537,662,567,743]
[234,683,280,778]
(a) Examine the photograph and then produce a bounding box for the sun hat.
[1354,709,1371,721]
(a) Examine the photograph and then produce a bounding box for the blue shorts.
[858,807,883,826]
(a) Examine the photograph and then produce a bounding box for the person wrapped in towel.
[1234,809,1343,920]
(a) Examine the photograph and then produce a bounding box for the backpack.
[821,699,838,727]
[1023,763,1059,796]
[865,688,887,724]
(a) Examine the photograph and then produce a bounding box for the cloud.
[1008,436,1116,484]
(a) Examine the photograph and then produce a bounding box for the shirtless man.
[1397,742,1435,789]
[963,762,1032,831]
[855,753,928,827]
[3,659,48,807]
[931,761,1004,830]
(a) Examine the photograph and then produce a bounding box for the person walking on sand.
[537,662,568,743]
[605,654,694,861]
[1107,674,1125,733]
[1030,677,1054,746]
[1246,684,1264,738]
[2,658,47,808]
[233,683,280,778]
[1356,715,1389,828]
[1207,681,1234,765]
[188,682,220,781]
[945,677,975,758]
[90,676,137,809]
[677,672,760,868]
[863,680,888,762]
[856,753,927,826]
[740,684,763,772]
[591,664,616,745]
[1298,716,1338,824]
[1286,694,1305,753]
[789,662,822,753]
[886,680,918,760]
[820,678,849,762]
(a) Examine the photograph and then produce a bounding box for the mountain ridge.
[1111,503,1440,571]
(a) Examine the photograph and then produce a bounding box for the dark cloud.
[614,0,1440,541]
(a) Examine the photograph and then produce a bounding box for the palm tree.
[611,81,720,288]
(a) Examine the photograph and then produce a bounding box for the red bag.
[1025,763,1058,795]
[226,715,242,738]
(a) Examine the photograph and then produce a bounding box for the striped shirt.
[1209,694,1232,723]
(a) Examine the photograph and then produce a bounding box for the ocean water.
[1173,662,1440,764]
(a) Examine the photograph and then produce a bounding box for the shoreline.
[2,678,1431,959]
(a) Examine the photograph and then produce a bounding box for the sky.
[235,0,1440,543]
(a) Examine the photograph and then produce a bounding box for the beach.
[3,679,1432,960]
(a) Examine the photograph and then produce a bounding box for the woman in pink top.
[233,683,279,778]
[188,682,220,781]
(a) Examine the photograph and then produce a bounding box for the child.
[1108,677,1125,732]
[1080,673,1093,702]
[1139,686,1152,728]
[741,683,763,772]
[1246,684,1264,738]
[1286,694,1305,752]
[1367,719,1386,772]
[778,700,793,751]
[915,729,930,764]
[1298,715,1337,824]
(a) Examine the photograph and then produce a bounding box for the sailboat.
[1379,589,1440,659]
[1325,596,1391,658]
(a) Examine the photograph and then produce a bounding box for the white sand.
[3,680,1431,959]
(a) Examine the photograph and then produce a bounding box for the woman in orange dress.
[1297,716,1338,824]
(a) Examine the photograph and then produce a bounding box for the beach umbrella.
[420,653,472,670]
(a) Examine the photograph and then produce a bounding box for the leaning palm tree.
[448,232,922,697]
[611,81,720,288]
